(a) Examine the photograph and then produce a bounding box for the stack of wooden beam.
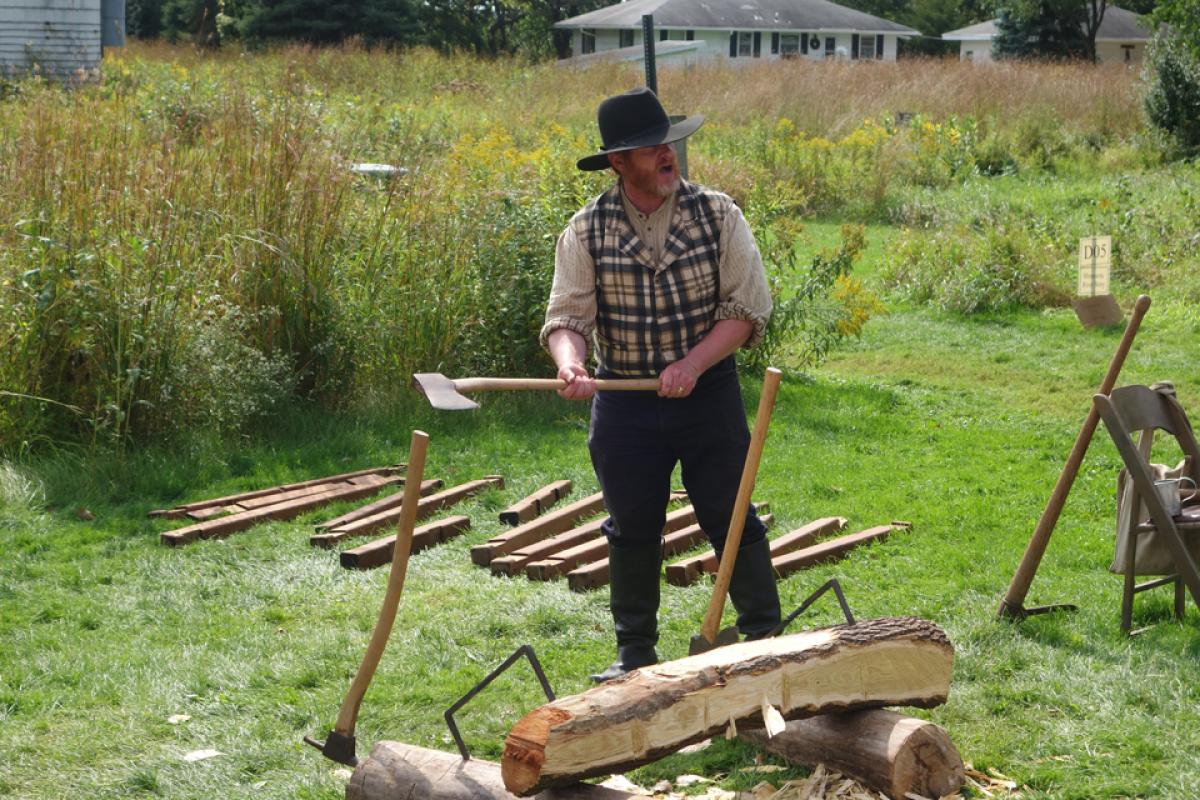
[154,466,405,547]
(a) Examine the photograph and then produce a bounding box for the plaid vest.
[575,180,725,377]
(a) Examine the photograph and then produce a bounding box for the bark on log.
[501,617,952,796]
[739,709,964,800]
[159,475,402,547]
[567,512,773,593]
[471,493,606,566]
[524,505,703,581]
[501,480,574,526]
[666,516,844,587]
[340,516,472,570]
[315,479,444,531]
[310,477,504,547]
[771,523,910,579]
[147,465,404,519]
[346,741,639,800]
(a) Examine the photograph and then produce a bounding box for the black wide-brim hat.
[576,87,704,171]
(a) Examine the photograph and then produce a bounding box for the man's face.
[609,143,679,199]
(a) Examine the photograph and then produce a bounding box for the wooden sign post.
[1071,235,1122,327]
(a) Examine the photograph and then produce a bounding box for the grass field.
[4,44,1200,800]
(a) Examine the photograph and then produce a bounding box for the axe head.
[688,625,740,655]
[412,373,479,411]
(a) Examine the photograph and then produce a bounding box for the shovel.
[689,367,783,655]
[413,372,660,411]
[304,429,429,766]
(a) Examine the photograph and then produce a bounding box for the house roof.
[942,6,1150,42]
[554,0,920,35]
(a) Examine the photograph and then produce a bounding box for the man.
[540,87,781,682]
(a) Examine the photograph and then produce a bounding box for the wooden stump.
[740,709,964,799]
[501,617,953,795]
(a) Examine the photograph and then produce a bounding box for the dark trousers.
[588,357,766,551]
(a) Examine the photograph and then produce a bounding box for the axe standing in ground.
[540,88,781,681]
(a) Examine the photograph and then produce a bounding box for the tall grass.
[0,45,1152,448]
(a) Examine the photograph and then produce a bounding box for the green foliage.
[993,1,1089,60]
[741,223,884,373]
[1151,0,1200,58]
[1144,32,1200,153]
[240,0,420,46]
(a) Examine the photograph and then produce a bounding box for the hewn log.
[148,465,404,519]
[310,477,504,547]
[501,480,574,526]
[315,479,444,532]
[159,475,402,547]
[567,512,773,593]
[666,515,844,587]
[500,617,952,796]
[771,522,910,579]
[340,516,472,570]
[346,741,638,800]
[471,493,606,566]
[739,709,964,800]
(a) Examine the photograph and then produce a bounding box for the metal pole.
[642,14,657,94]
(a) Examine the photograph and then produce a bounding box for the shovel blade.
[688,625,739,656]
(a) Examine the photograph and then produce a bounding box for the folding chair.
[1094,384,1200,633]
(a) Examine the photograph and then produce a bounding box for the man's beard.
[654,175,680,197]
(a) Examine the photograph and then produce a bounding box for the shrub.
[1143,33,1200,153]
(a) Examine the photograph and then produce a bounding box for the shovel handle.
[699,367,783,645]
[333,429,429,737]
[453,377,661,394]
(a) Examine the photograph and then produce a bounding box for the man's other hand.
[557,363,596,400]
[658,359,701,399]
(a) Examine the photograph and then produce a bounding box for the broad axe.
[413,372,661,411]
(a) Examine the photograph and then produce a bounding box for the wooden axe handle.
[699,367,783,644]
[453,377,661,393]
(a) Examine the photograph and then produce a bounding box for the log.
[159,475,402,547]
[471,493,607,566]
[346,741,638,800]
[771,522,910,579]
[739,709,964,800]
[310,477,504,547]
[666,515,844,587]
[147,465,404,519]
[500,617,952,796]
[501,480,574,526]
[340,516,472,570]
[567,512,773,593]
[315,479,444,531]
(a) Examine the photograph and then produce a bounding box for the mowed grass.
[5,292,1200,798]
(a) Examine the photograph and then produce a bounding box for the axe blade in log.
[412,372,661,412]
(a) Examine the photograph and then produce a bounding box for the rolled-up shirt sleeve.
[715,203,772,348]
[539,223,597,358]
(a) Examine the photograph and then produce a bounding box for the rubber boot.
[727,538,782,640]
[590,541,662,682]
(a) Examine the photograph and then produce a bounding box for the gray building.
[942,6,1151,64]
[2,0,124,80]
[554,0,919,65]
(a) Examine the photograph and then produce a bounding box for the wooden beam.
[346,741,639,800]
[340,516,472,570]
[159,475,402,547]
[500,617,953,795]
[314,479,444,531]
[739,709,964,800]
[666,515,843,587]
[147,465,404,519]
[310,477,504,548]
[500,480,573,526]
[771,522,910,579]
[567,512,773,593]
[470,492,606,566]
[524,505,707,581]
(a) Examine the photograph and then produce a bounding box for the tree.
[240,0,419,45]
[1144,31,1200,152]
[993,1,1088,59]
[1152,0,1200,57]
[162,0,221,46]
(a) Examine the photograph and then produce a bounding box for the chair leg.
[1176,577,1185,621]
[1122,532,1138,634]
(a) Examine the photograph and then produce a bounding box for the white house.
[554,0,920,66]
[1,0,124,80]
[942,6,1151,64]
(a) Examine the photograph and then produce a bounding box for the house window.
[738,32,754,56]
[619,29,634,48]
[859,35,875,59]
[581,28,596,55]
[824,36,836,58]
[780,33,800,57]
[667,29,687,40]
